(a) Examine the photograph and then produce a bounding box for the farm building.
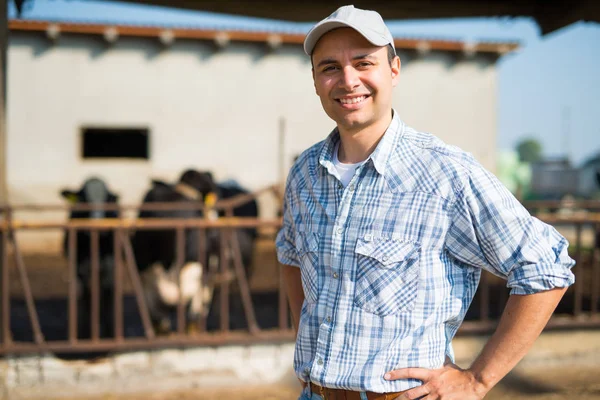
[4,3,517,251]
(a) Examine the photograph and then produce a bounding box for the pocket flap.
[295,231,319,255]
[355,238,419,266]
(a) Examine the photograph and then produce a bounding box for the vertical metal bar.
[119,230,155,339]
[68,227,78,343]
[229,228,259,334]
[574,223,583,316]
[0,0,8,206]
[591,247,599,315]
[176,226,185,335]
[113,228,123,342]
[197,227,207,332]
[479,271,489,322]
[0,0,7,347]
[591,223,599,315]
[10,231,44,345]
[1,215,10,346]
[176,226,185,269]
[278,117,285,195]
[90,230,100,341]
[219,229,229,332]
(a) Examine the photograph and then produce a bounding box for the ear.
[202,171,215,182]
[391,55,401,87]
[151,179,170,188]
[60,190,79,204]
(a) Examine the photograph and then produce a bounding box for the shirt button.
[317,358,323,365]
[336,227,343,235]
[364,233,373,242]
[326,316,332,323]
[382,255,389,262]
[348,185,355,192]
[333,272,339,279]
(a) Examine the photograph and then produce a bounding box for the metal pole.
[0,0,7,205]
[0,0,8,350]
[278,117,285,188]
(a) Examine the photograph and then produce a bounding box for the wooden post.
[0,0,8,348]
[0,0,7,205]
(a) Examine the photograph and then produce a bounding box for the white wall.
[6,33,498,250]
[395,51,497,170]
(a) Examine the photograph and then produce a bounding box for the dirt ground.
[41,365,600,400]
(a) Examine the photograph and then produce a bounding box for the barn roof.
[9,0,520,54]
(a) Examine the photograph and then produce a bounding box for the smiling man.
[276,5,575,400]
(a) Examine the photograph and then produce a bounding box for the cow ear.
[60,190,79,204]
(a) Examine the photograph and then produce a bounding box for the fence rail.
[0,206,599,356]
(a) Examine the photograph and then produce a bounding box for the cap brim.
[304,19,391,55]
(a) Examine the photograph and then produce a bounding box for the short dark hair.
[386,45,396,65]
[311,44,397,69]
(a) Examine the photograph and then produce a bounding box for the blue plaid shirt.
[276,112,575,393]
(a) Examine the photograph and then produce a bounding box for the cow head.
[60,177,119,219]
[178,169,220,203]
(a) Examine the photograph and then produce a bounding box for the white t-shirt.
[333,142,367,187]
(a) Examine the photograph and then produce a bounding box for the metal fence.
[0,200,599,356]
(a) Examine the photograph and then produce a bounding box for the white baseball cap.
[303,5,396,56]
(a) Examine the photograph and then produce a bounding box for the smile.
[338,95,369,105]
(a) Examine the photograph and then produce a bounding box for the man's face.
[311,28,400,134]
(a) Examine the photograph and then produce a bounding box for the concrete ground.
[36,364,600,400]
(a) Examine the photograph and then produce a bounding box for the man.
[276,5,575,400]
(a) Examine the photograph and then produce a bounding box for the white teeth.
[340,96,366,105]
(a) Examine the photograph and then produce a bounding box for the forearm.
[468,287,568,394]
[281,264,305,333]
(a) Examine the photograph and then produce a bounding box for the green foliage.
[516,138,542,163]
[497,150,532,200]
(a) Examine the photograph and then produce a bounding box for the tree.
[516,138,543,163]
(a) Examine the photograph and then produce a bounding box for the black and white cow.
[132,175,216,333]
[178,169,259,271]
[133,169,259,332]
[60,177,119,341]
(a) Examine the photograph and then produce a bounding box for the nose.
[340,66,360,91]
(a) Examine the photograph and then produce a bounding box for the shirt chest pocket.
[354,238,421,316]
[295,231,320,304]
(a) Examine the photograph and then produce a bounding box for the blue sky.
[9,0,600,166]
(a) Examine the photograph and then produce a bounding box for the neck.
[337,111,393,164]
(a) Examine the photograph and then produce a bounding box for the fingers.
[397,384,430,399]
[385,367,431,381]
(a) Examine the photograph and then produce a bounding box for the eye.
[322,65,339,72]
[356,61,373,68]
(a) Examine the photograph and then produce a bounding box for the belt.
[310,383,408,400]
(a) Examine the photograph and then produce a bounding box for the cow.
[179,170,259,270]
[140,261,213,334]
[133,169,260,333]
[60,177,119,342]
[132,174,218,333]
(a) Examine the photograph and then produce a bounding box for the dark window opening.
[82,127,149,159]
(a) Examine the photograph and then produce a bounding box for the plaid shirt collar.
[315,110,407,188]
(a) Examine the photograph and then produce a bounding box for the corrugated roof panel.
[9,0,522,44]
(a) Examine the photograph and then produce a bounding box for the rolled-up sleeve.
[445,163,575,295]
[276,175,300,267]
